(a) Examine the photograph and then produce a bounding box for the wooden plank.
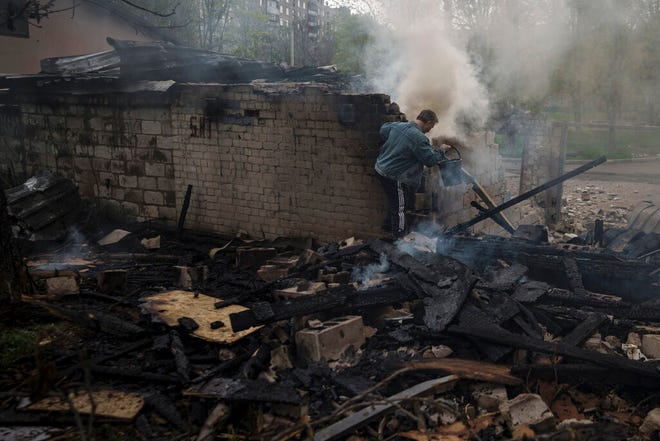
[23,390,144,421]
[561,312,608,347]
[447,325,660,379]
[140,290,261,344]
[400,358,521,385]
[313,375,458,441]
[463,169,515,234]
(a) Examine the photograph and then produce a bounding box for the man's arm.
[411,137,446,167]
[380,122,394,140]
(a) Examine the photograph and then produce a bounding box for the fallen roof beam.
[445,156,606,236]
[447,325,660,379]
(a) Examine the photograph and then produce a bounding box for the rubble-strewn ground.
[505,168,660,241]
[1,164,659,441]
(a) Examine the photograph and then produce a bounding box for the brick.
[118,175,138,188]
[144,191,164,205]
[295,315,365,362]
[145,162,165,177]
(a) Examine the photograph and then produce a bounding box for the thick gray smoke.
[363,0,489,136]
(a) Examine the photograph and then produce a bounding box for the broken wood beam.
[560,312,608,347]
[398,358,522,385]
[463,169,515,234]
[445,156,606,236]
[511,364,660,387]
[230,282,415,332]
[313,375,459,441]
[447,325,660,379]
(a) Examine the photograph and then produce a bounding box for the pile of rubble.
[1,205,660,441]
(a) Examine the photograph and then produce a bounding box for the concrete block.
[141,236,161,249]
[471,383,508,413]
[640,408,660,436]
[97,269,127,294]
[295,315,365,362]
[46,276,79,296]
[273,281,326,300]
[141,120,162,135]
[642,334,660,359]
[257,265,290,282]
[500,393,555,432]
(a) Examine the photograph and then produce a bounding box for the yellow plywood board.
[141,290,261,344]
[25,390,144,421]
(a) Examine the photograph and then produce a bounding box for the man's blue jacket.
[374,121,446,188]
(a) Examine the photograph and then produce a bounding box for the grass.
[0,323,72,370]
[497,118,660,160]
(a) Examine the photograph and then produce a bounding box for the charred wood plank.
[561,312,608,347]
[89,364,180,384]
[447,236,657,301]
[370,240,477,331]
[230,283,414,332]
[170,330,191,382]
[313,375,458,441]
[145,392,187,430]
[562,257,588,297]
[478,263,528,291]
[399,358,521,385]
[512,364,660,387]
[447,325,660,378]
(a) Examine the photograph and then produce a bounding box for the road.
[504,157,660,185]
[567,158,660,185]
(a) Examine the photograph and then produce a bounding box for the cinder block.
[46,276,79,296]
[257,265,290,282]
[97,269,127,294]
[642,334,660,359]
[500,393,555,432]
[295,315,365,362]
[273,281,326,300]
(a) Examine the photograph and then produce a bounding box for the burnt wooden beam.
[512,364,660,387]
[463,169,515,234]
[230,282,415,332]
[562,257,588,297]
[170,330,191,382]
[369,240,477,331]
[313,375,458,441]
[447,325,660,379]
[446,236,658,301]
[89,364,180,384]
[445,156,606,236]
[560,312,608,347]
[398,358,521,385]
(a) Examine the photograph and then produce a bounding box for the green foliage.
[0,323,68,369]
[0,328,37,369]
[329,12,377,74]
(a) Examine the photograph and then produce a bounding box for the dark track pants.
[376,172,415,239]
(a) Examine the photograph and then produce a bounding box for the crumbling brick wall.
[519,118,567,226]
[0,82,509,240]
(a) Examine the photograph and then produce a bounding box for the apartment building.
[255,0,327,38]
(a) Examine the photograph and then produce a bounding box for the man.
[375,109,446,239]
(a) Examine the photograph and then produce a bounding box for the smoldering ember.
[1,35,660,441]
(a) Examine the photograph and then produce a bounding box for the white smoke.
[362,1,490,136]
[351,252,390,290]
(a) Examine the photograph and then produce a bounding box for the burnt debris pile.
[2,195,660,441]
